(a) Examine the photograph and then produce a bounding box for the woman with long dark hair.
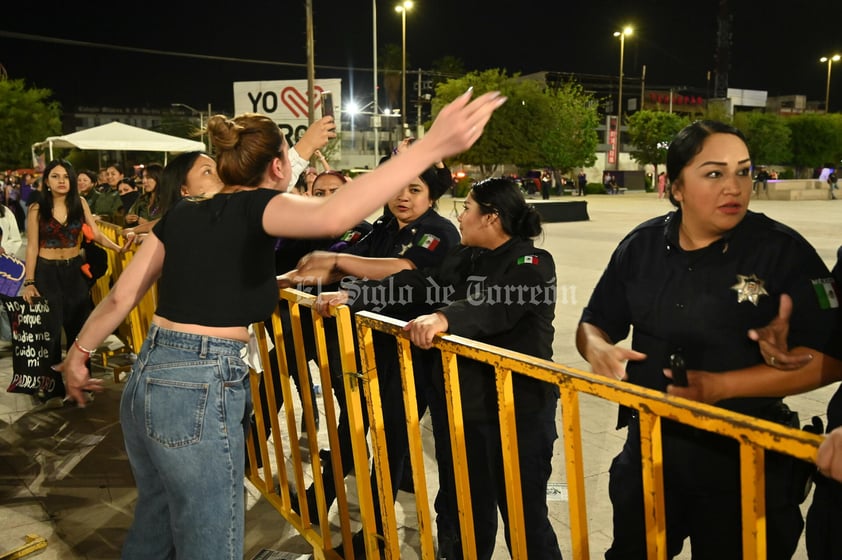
[22,159,127,387]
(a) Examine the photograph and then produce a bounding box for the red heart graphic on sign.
[280,85,325,118]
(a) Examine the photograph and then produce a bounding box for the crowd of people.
[4,96,841,560]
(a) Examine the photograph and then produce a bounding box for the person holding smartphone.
[57,90,507,560]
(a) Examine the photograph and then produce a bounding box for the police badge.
[731,274,768,306]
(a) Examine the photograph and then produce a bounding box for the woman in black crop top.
[58,91,506,560]
[21,159,127,394]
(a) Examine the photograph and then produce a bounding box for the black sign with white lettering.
[4,297,64,401]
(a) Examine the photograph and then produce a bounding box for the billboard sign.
[233,79,342,146]
[606,115,618,166]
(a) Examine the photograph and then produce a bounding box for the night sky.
[1,0,839,113]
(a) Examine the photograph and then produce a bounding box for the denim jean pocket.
[222,355,249,387]
[145,375,210,448]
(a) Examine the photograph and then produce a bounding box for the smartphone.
[669,352,688,387]
[320,91,334,119]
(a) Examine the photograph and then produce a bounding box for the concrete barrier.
[764,179,830,201]
[529,200,589,222]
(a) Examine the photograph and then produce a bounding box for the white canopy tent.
[32,121,206,165]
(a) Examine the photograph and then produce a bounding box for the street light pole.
[820,54,841,113]
[372,0,380,166]
[395,1,413,134]
[613,26,632,170]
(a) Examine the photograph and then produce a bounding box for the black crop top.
[153,188,281,327]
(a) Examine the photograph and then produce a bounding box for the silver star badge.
[731,274,768,306]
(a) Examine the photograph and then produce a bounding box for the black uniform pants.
[806,474,842,559]
[441,395,562,560]
[34,256,91,365]
[606,417,803,560]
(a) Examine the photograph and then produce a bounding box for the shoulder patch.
[811,278,839,309]
[517,255,540,265]
[341,230,362,243]
[416,234,440,251]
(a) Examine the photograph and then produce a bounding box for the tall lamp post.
[395,1,413,133]
[820,54,841,113]
[171,103,205,147]
[372,0,380,166]
[613,26,632,170]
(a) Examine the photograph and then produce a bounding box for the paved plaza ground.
[1,191,839,559]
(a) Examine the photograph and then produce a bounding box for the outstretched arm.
[57,235,165,406]
[262,90,506,240]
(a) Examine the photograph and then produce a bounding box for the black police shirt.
[581,209,839,422]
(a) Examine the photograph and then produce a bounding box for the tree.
[626,110,688,177]
[380,44,404,114]
[433,69,538,176]
[0,79,62,169]
[732,112,791,166]
[786,113,842,176]
[430,56,465,84]
[433,70,600,178]
[538,80,600,179]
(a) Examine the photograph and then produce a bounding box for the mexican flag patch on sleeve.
[811,278,839,309]
[417,234,440,250]
[517,255,540,265]
[341,230,362,243]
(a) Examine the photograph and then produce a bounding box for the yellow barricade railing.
[94,253,822,560]
[245,289,377,560]
[244,294,824,560]
[88,221,155,379]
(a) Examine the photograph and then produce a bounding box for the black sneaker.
[334,530,380,559]
[289,483,319,520]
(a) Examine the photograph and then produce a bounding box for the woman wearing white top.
[0,203,23,347]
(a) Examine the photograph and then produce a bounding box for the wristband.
[23,279,36,286]
[74,338,96,356]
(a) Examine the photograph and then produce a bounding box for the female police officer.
[576,120,838,559]
[317,177,562,559]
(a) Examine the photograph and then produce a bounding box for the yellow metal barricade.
[245,289,378,560]
[240,295,825,560]
[353,311,823,560]
[87,221,155,378]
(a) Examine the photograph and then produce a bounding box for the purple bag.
[0,254,24,297]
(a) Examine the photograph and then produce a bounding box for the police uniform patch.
[811,278,839,309]
[417,234,440,251]
[517,255,540,265]
[341,230,361,243]
[731,274,768,306]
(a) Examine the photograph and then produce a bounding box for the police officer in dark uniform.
[317,177,562,559]
[786,245,842,560]
[577,121,838,560]
[288,161,459,530]
[732,245,842,559]
[250,170,373,460]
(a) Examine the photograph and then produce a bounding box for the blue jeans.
[120,325,250,560]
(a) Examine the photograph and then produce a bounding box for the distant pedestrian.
[753,165,769,196]
[828,169,838,200]
[577,170,587,196]
[657,171,667,199]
